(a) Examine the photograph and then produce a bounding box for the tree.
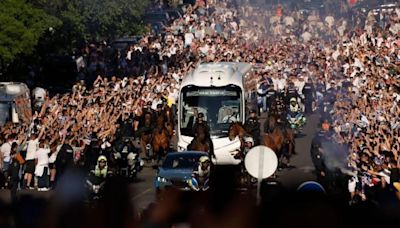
[79,0,149,41]
[0,0,60,69]
[29,0,149,44]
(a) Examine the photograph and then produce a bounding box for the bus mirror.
[11,103,19,124]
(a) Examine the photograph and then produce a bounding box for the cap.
[198,113,204,118]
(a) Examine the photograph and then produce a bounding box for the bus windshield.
[180,85,242,138]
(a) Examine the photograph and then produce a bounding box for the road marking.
[132,188,152,200]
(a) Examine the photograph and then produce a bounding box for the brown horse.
[228,122,253,149]
[187,124,216,159]
[140,113,154,156]
[187,125,210,153]
[164,106,175,137]
[263,113,296,167]
[152,115,170,162]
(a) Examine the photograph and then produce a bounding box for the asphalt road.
[131,112,319,210]
[0,113,320,211]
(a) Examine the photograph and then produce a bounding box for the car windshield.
[162,153,204,169]
[180,85,242,138]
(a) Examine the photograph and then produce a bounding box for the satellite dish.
[244,146,278,179]
[297,181,326,194]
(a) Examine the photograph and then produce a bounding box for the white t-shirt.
[26,139,39,160]
[35,148,50,166]
[0,142,12,163]
[34,148,50,177]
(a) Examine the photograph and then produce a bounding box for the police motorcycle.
[85,156,113,202]
[112,137,144,181]
[286,97,306,135]
[187,156,211,191]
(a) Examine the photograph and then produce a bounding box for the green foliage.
[30,0,149,43]
[0,0,61,65]
[78,0,149,40]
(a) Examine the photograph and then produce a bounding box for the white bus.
[0,82,32,126]
[177,62,253,165]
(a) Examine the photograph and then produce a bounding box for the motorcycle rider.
[244,110,260,145]
[287,97,306,128]
[289,97,300,113]
[189,156,211,190]
[93,155,110,179]
[113,138,142,177]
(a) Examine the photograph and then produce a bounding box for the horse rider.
[192,113,210,136]
[244,110,261,145]
[192,113,215,158]
[155,103,166,120]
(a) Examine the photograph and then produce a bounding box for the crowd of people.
[0,0,399,207]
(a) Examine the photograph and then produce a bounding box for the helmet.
[199,156,210,164]
[290,97,297,103]
[244,136,254,144]
[97,155,107,163]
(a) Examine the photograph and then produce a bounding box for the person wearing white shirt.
[151,93,164,111]
[35,140,50,191]
[0,135,14,172]
[23,131,43,189]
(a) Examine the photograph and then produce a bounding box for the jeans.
[38,167,49,188]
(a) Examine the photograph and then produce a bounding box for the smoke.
[321,141,354,176]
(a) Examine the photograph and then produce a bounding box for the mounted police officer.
[192,113,210,136]
[244,110,261,145]
[192,113,215,158]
